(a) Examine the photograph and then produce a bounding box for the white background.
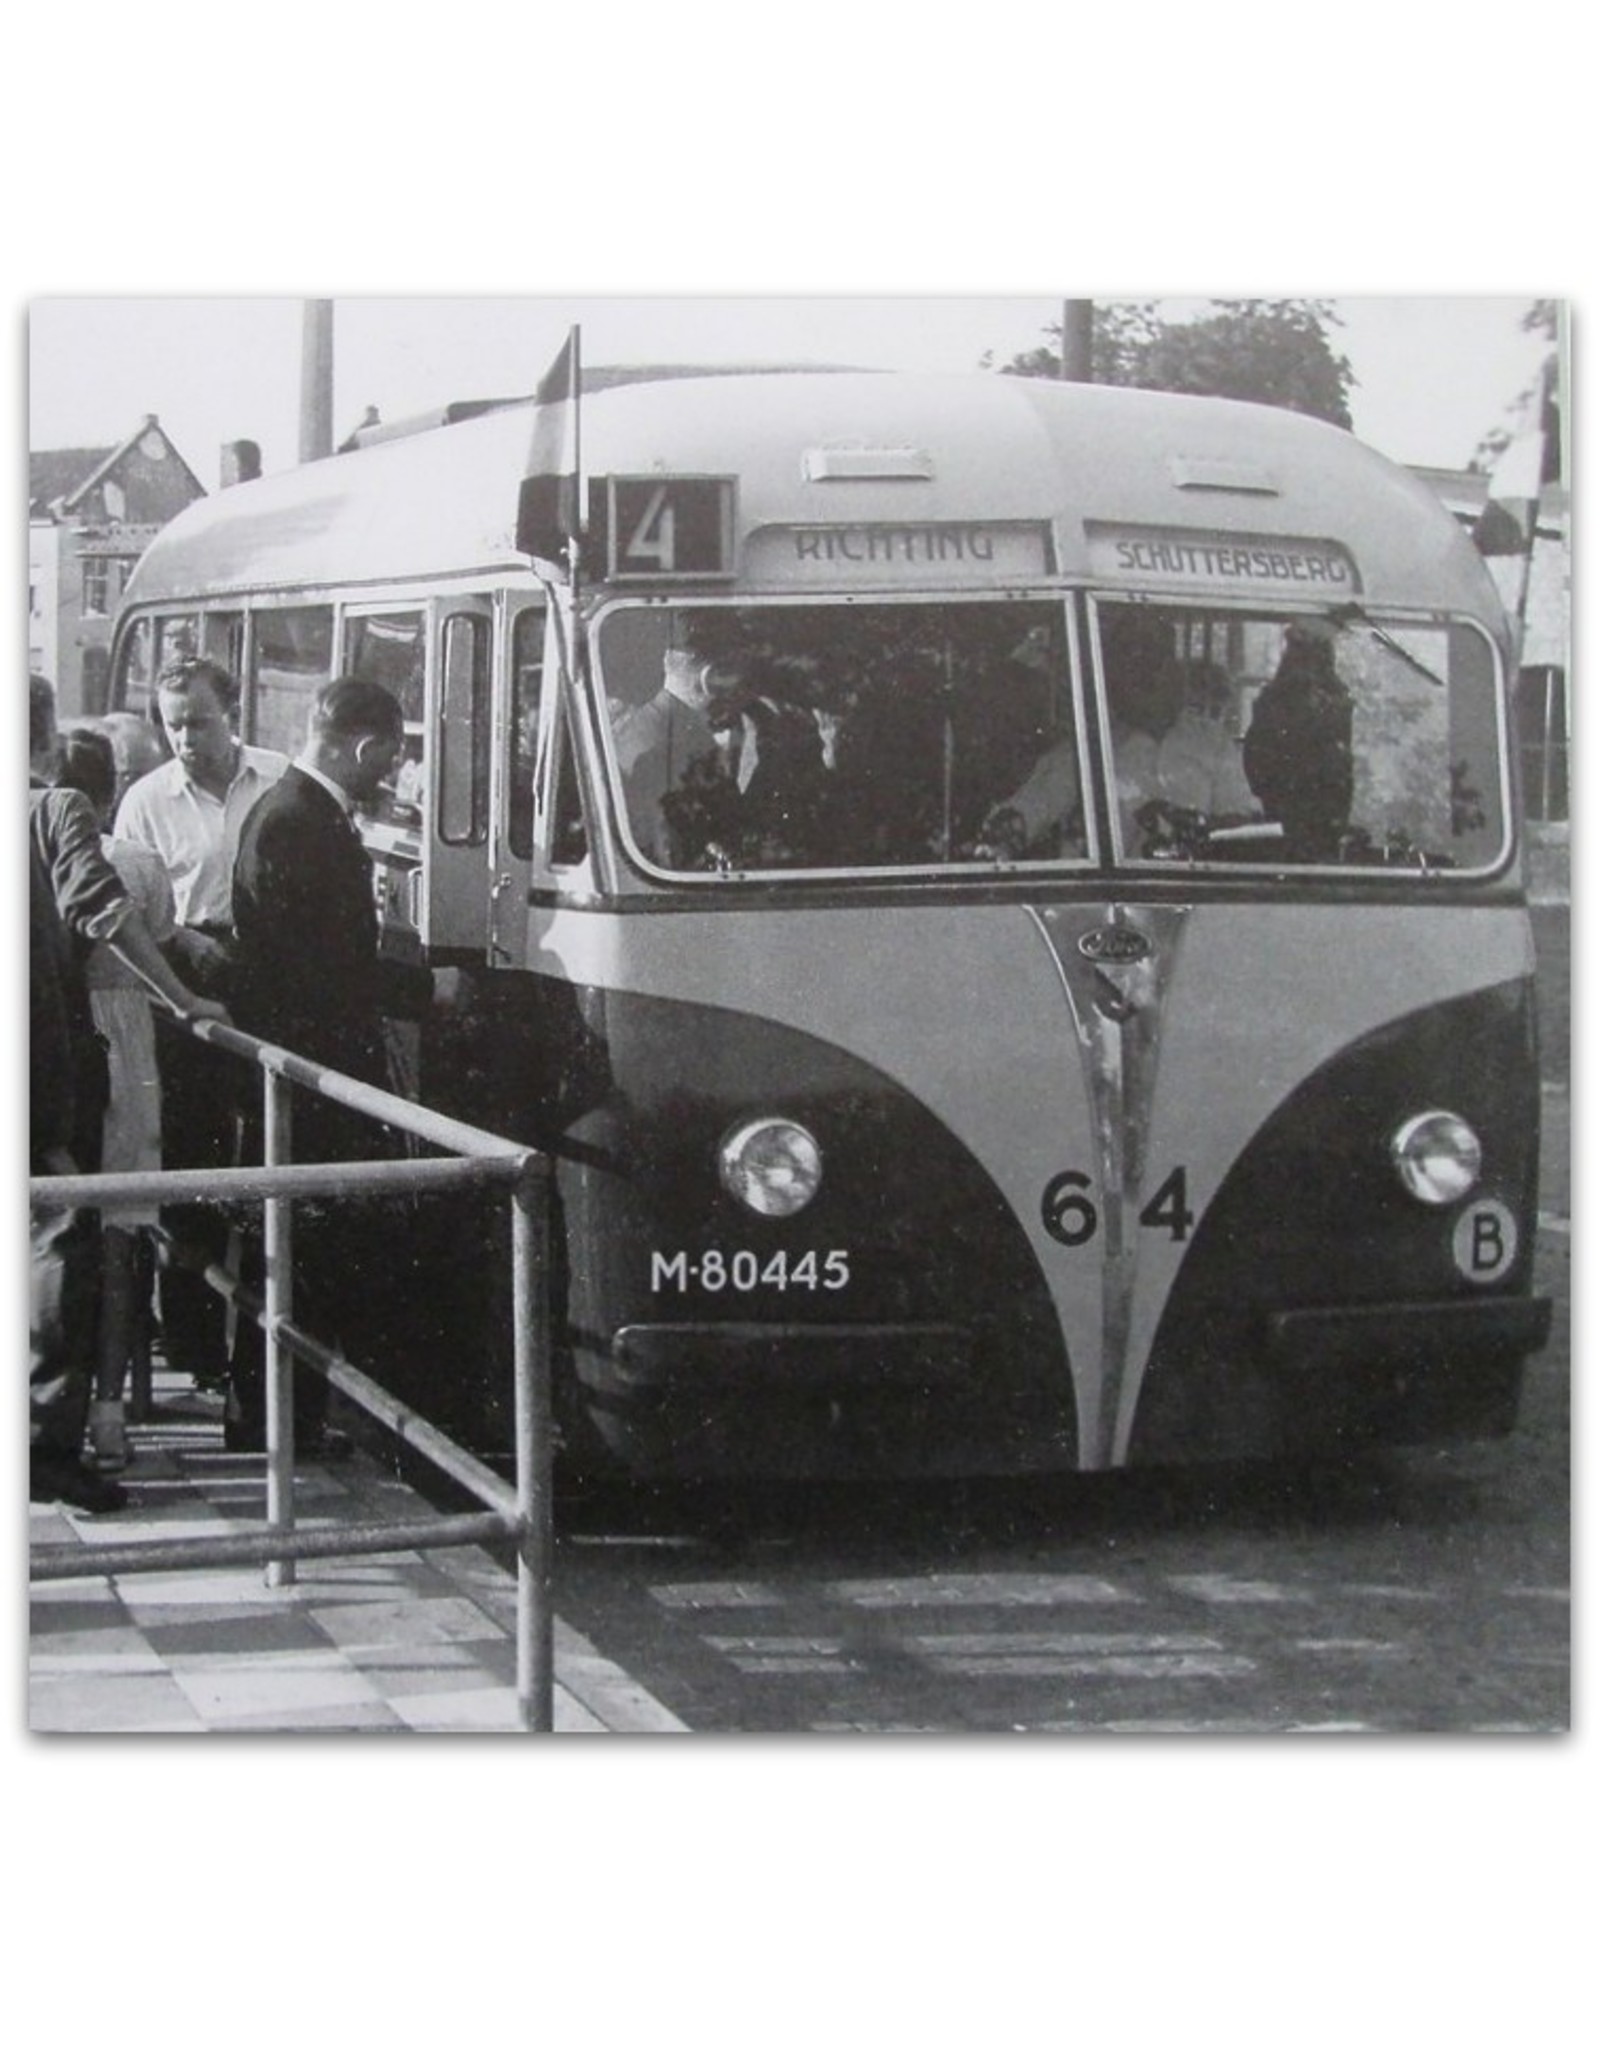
[6,6,1587,2043]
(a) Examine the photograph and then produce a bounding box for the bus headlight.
[1390,1111,1483,1205]
[718,1117,823,1217]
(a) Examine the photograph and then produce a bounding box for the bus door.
[487,594,549,969]
[427,593,495,958]
[340,596,495,963]
[341,602,428,963]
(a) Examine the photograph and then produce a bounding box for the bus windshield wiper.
[1326,602,1448,689]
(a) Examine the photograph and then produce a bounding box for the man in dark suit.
[225,678,466,1452]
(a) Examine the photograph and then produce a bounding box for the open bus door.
[340,593,497,965]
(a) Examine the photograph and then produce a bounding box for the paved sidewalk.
[28,1384,686,1735]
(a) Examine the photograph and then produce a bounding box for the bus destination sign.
[1087,523,1360,595]
[747,523,1052,585]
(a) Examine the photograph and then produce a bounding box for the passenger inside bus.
[654,652,828,869]
[602,603,1079,872]
[604,602,1468,873]
[971,608,1251,859]
[1242,621,1355,861]
[1105,612,1254,855]
[611,646,722,864]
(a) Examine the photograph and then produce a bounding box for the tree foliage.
[1471,299,1562,476]
[999,298,1355,427]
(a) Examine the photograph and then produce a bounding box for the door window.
[439,611,490,844]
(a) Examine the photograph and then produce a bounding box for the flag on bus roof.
[517,325,582,577]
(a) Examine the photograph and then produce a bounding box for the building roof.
[65,416,206,509]
[29,445,115,517]
[30,415,206,520]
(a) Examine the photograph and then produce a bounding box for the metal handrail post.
[263,1065,296,1587]
[511,1160,554,1731]
[30,996,563,1731]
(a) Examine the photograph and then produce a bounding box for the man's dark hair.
[56,726,117,815]
[311,676,404,741]
[29,672,56,760]
[157,653,239,713]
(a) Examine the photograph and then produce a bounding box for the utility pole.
[1060,299,1094,383]
[299,299,334,463]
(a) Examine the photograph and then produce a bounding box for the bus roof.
[122,370,1506,629]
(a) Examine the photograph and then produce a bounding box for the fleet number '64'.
[1041,1167,1196,1248]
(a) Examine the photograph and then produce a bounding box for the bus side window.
[346,610,426,820]
[439,612,489,844]
[155,614,201,669]
[115,616,155,718]
[199,611,244,678]
[252,605,334,755]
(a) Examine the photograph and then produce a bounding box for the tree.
[1472,300,1561,478]
[998,298,1355,427]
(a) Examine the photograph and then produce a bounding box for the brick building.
[29,414,205,717]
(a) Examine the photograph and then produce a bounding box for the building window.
[80,555,138,619]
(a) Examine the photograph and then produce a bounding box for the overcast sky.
[27,294,1551,488]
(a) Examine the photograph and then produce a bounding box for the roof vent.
[1170,455,1280,495]
[803,446,935,482]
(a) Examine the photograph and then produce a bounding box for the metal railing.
[28,1016,557,1732]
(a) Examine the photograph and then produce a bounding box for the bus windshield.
[1094,601,1507,872]
[595,599,1085,875]
[593,596,1507,880]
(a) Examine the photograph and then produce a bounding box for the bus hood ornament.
[1077,925,1152,965]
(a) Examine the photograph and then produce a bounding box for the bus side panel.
[551,986,1076,1481]
[1128,974,1546,1465]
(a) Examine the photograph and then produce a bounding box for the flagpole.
[567,326,583,598]
[516,324,583,587]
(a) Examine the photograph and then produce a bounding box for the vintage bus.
[111,366,1552,1478]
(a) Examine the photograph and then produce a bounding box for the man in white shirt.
[113,655,290,1391]
[115,656,289,990]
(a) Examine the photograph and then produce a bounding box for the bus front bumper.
[602,1321,974,1394]
[1263,1295,1553,1448]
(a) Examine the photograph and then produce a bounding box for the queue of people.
[53,726,177,1474]
[29,673,228,1512]
[113,655,290,1395]
[28,658,467,1510]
